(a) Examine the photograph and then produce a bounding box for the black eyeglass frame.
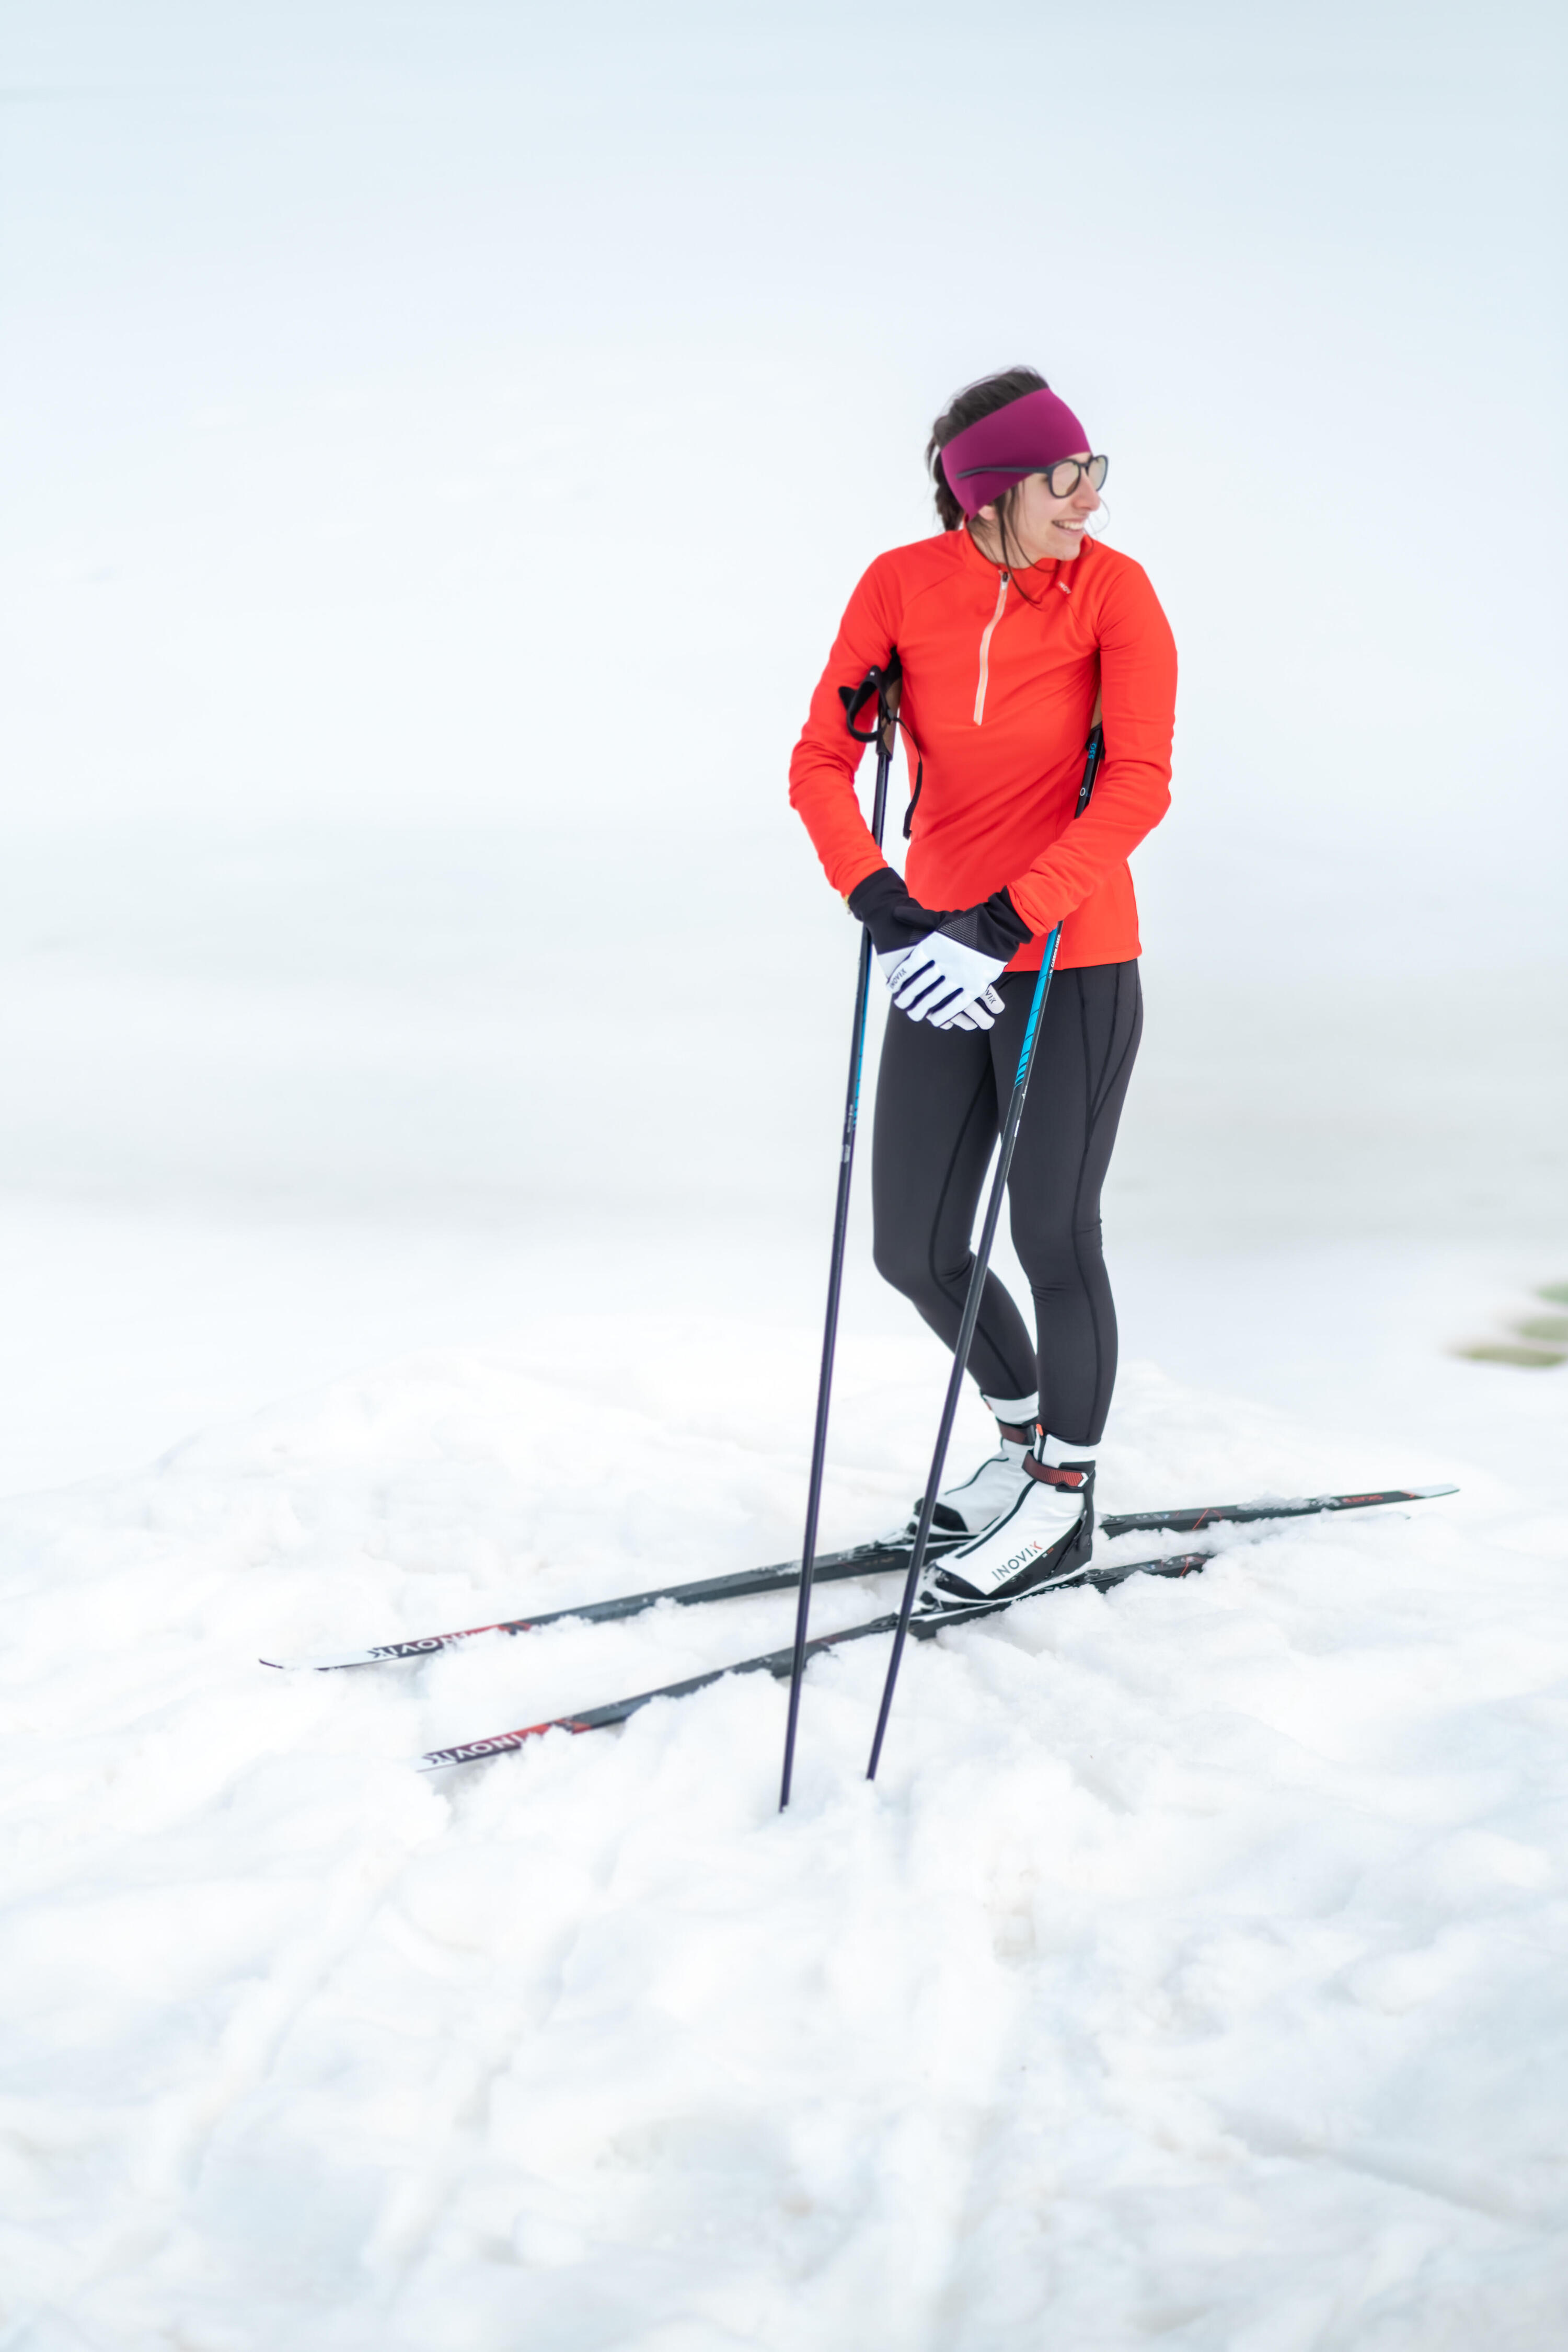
[955,453,1109,498]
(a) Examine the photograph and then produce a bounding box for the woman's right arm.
[788,557,901,899]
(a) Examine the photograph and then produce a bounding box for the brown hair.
[926,365,1048,568]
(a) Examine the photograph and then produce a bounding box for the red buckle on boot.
[1023,1459,1086,1489]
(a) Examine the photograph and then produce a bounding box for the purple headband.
[939,385,1090,516]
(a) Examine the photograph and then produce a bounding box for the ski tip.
[1410,1484,1460,1499]
[414,1721,563,1772]
[413,1743,516,1774]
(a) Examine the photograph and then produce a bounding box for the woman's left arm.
[1005,557,1178,936]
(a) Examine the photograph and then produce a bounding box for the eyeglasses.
[956,453,1108,498]
[1039,455,1108,498]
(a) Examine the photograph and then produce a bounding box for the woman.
[789,367,1177,1612]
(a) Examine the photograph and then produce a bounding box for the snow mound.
[3,1323,1565,2350]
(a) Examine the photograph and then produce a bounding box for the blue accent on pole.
[1012,929,1057,1085]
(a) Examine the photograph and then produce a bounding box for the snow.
[4,1296,1566,2348]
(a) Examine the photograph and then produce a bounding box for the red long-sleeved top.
[789,528,1178,971]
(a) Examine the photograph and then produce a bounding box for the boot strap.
[1023,1458,1086,1490]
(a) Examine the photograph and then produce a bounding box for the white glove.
[877,934,1010,1028]
[939,983,1006,1032]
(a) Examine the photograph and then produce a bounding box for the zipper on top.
[973,570,1009,724]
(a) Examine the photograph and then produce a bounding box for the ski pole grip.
[838,654,903,744]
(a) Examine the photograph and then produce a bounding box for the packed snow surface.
[5,1316,1566,2350]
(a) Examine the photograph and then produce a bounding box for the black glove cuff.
[847,867,905,923]
[935,887,1033,961]
[849,870,1029,961]
[981,887,1033,954]
[848,867,939,956]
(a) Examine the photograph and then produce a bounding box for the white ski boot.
[916,1457,1094,1613]
[887,1428,1036,1544]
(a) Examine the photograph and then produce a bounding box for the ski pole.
[866,714,1104,1782]
[779,658,902,1811]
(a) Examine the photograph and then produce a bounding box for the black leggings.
[870,961,1143,1449]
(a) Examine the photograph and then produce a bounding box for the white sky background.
[4,0,1564,973]
[0,0,1563,1501]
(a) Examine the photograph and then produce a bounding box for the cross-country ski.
[262,1486,1456,1674]
[416,1550,1217,1771]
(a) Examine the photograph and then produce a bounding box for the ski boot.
[916,1455,1094,1615]
[890,1421,1037,1544]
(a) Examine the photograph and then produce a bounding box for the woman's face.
[978,455,1101,564]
